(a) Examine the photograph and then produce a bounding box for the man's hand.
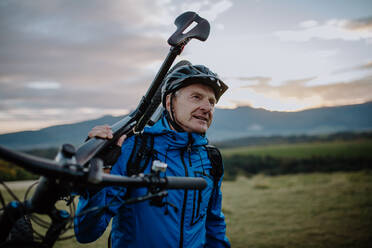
[88,125,127,147]
[88,125,127,173]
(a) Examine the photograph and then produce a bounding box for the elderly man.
[74,61,230,248]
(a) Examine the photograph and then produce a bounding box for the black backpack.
[125,134,224,186]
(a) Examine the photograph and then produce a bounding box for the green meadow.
[223,172,372,248]
[1,138,372,247]
[220,139,372,178]
[221,139,372,159]
[1,171,371,247]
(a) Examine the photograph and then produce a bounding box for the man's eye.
[192,95,201,100]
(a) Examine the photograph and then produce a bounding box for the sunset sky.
[1,0,372,134]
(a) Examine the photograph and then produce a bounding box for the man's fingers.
[88,125,113,139]
[88,130,111,139]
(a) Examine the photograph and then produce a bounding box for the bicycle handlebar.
[0,144,82,179]
[0,145,207,190]
[100,174,206,189]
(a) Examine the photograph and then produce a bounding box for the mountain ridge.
[1,102,371,150]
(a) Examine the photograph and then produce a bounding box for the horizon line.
[0,101,371,135]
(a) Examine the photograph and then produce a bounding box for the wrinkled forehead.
[177,83,216,100]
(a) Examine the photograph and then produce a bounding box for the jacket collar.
[143,112,208,148]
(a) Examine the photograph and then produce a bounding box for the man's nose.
[200,100,213,112]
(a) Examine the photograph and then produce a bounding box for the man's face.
[166,83,216,133]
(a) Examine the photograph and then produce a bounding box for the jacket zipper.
[179,148,189,248]
[188,151,203,221]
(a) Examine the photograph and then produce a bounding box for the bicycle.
[0,11,210,248]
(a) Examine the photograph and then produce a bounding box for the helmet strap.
[166,94,185,132]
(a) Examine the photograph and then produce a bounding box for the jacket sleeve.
[74,137,134,243]
[205,175,231,248]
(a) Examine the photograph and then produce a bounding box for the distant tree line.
[223,155,372,181]
[0,148,58,181]
[218,131,372,180]
[0,159,38,181]
[2,131,372,181]
[213,131,372,149]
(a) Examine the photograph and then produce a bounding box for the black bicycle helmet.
[161,60,228,132]
[161,61,228,107]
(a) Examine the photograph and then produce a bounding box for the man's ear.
[165,94,171,112]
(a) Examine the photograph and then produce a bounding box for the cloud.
[0,107,130,134]
[237,76,272,85]
[0,0,231,84]
[224,75,372,111]
[197,0,233,22]
[355,61,372,70]
[344,16,372,31]
[0,0,233,133]
[26,81,61,90]
[0,0,171,86]
[333,61,372,74]
[275,16,372,42]
[253,75,372,101]
[0,0,231,77]
[299,20,318,28]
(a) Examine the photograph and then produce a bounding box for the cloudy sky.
[1,0,372,134]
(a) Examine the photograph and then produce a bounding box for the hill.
[0,115,123,150]
[208,102,372,140]
[0,102,372,150]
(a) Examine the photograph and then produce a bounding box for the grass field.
[1,171,371,247]
[223,172,372,248]
[220,139,372,159]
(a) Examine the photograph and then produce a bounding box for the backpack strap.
[205,145,224,187]
[127,134,155,176]
[107,134,154,248]
[98,144,122,169]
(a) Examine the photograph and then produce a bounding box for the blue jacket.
[74,116,230,248]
